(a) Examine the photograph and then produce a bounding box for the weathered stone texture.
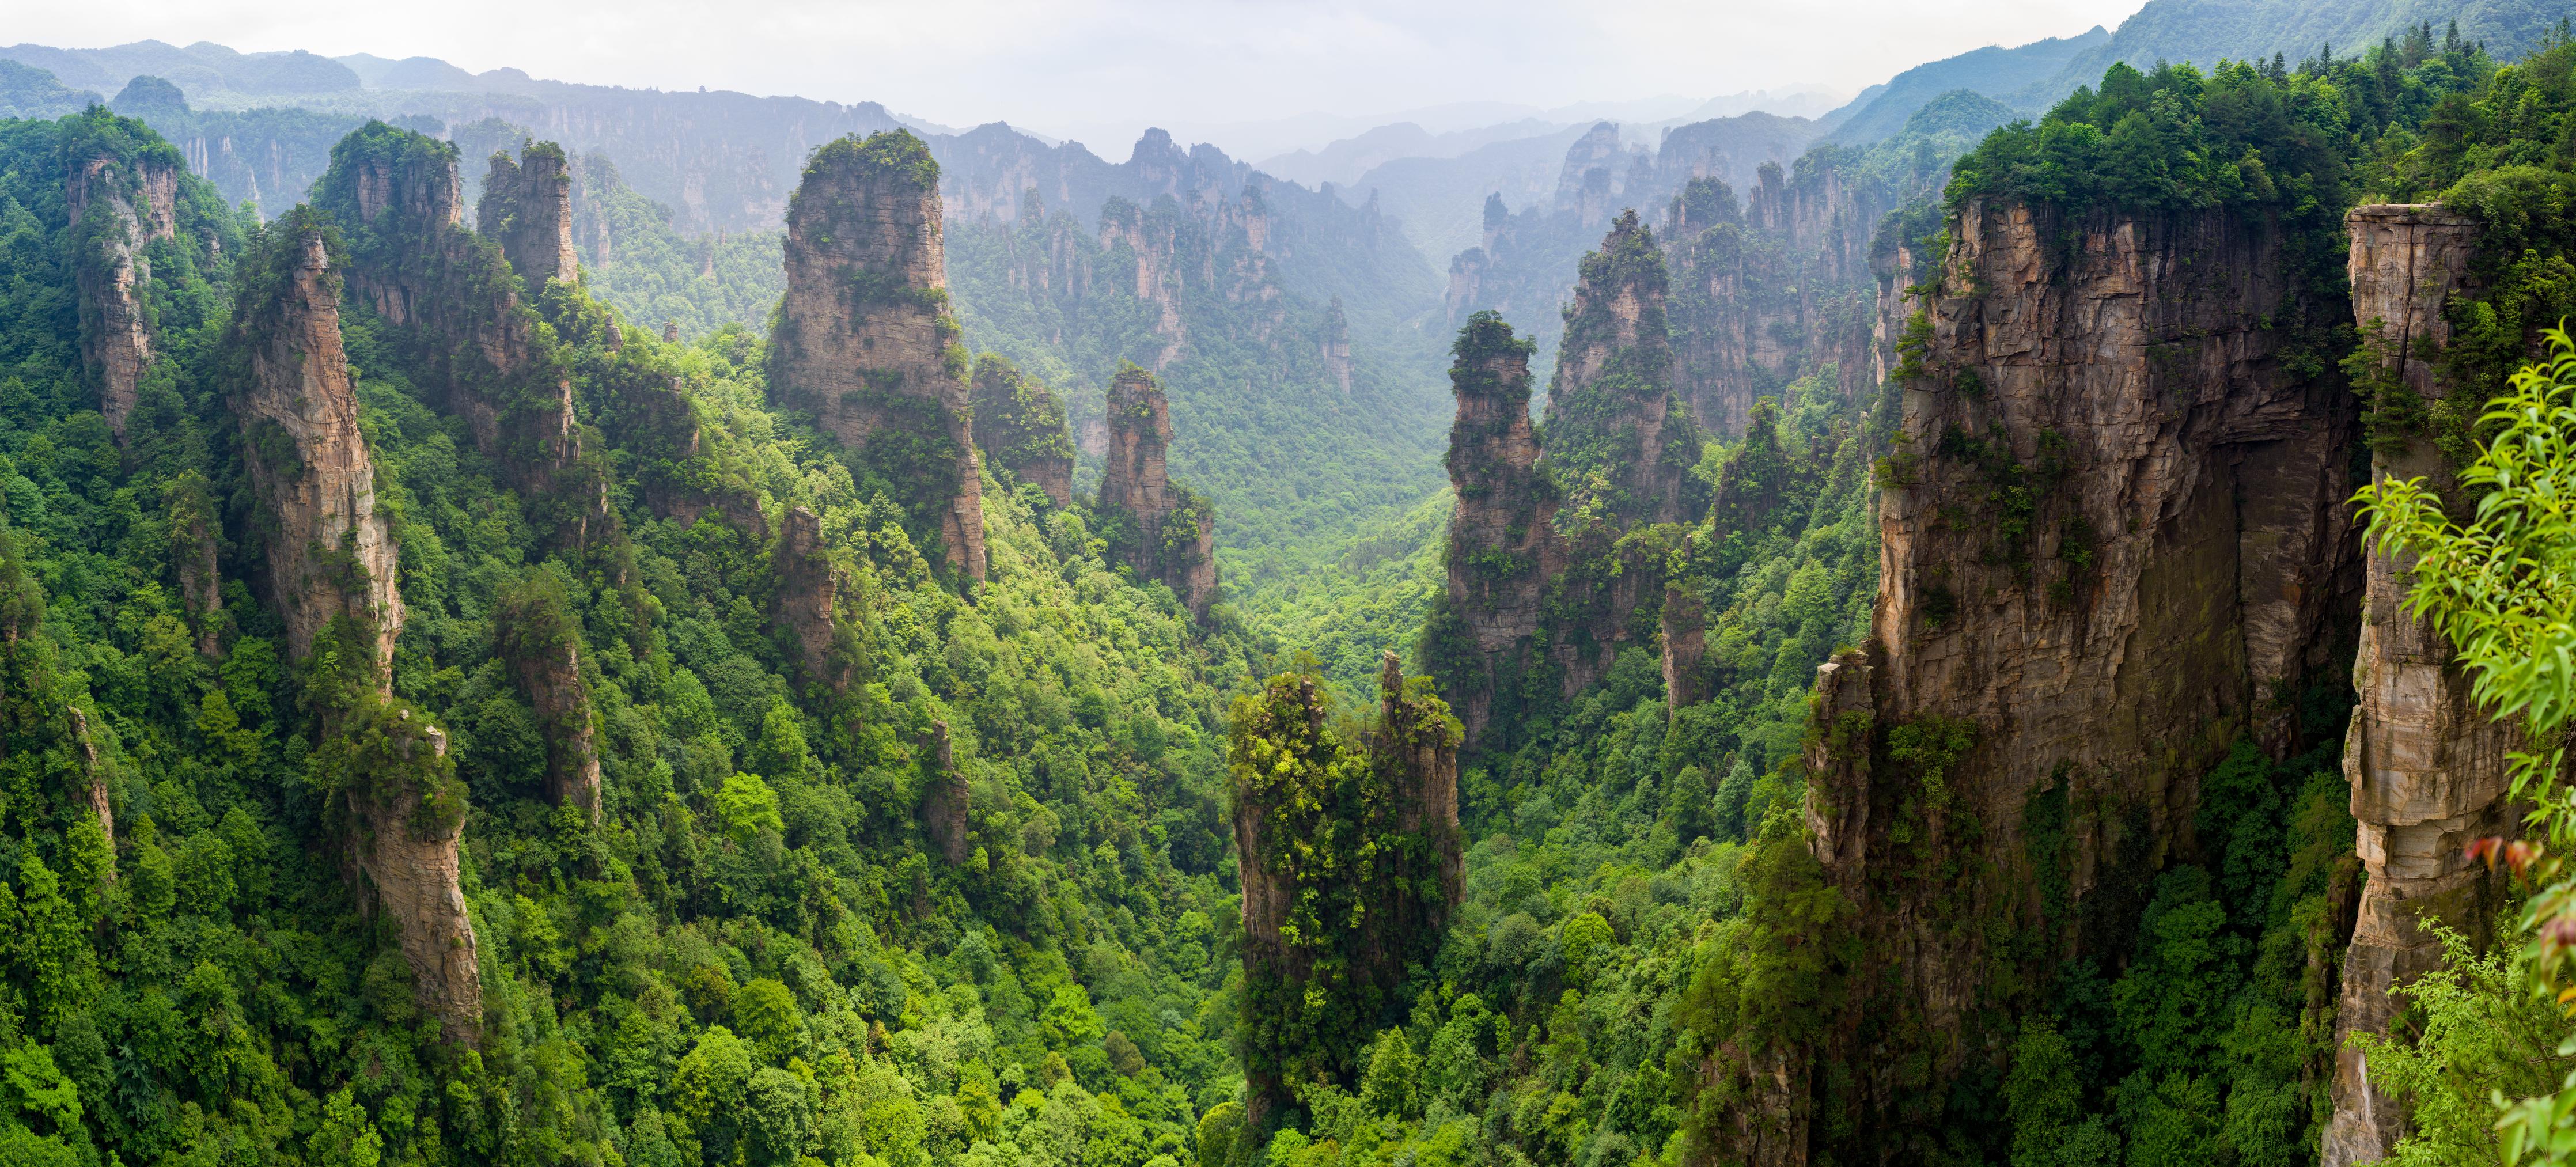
[2324,204,2516,1167]
[67,149,179,439]
[1100,367,1218,617]
[479,141,580,286]
[232,227,405,669]
[1437,314,1561,746]
[769,131,987,581]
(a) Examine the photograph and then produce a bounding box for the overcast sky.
[14,0,2150,153]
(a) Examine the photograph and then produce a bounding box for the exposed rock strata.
[2323,204,2515,1167]
[1100,367,1218,618]
[229,224,404,668]
[67,142,179,439]
[318,125,594,533]
[768,130,986,582]
[1432,313,1560,747]
[479,141,579,286]
[1665,163,1880,437]
[1789,199,2365,1155]
[228,218,482,1045]
[344,708,484,1047]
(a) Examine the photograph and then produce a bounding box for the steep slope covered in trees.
[0,110,1275,1166]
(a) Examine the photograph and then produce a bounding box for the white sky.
[14,0,2151,152]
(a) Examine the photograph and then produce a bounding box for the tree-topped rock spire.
[479,139,579,287]
[1422,311,1560,748]
[768,128,987,582]
[313,122,599,540]
[1099,365,1218,619]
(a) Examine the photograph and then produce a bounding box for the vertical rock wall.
[772,506,847,694]
[1799,198,2362,1145]
[479,141,580,287]
[967,357,1077,507]
[228,218,482,1045]
[319,124,590,519]
[1434,313,1561,747]
[1100,367,1219,618]
[67,146,178,440]
[769,130,987,582]
[229,225,405,669]
[2324,204,2516,1167]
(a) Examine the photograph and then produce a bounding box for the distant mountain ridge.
[1823,0,2566,143]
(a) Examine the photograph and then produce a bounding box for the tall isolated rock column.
[316,124,593,533]
[1100,366,1218,618]
[1428,312,1562,748]
[768,130,987,581]
[2324,205,2515,1167]
[229,221,405,668]
[66,130,180,440]
[479,141,579,286]
[1229,657,1461,1131]
[226,214,483,1045]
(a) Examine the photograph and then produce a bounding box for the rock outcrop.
[1661,578,1708,710]
[772,507,850,694]
[343,706,484,1047]
[228,221,404,669]
[1230,659,1463,1130]
[228,214,482,1045]
[1664,162,1881,437]
[1545,210,1704,528]
[479,141,579,286]
[1319,296,1353,393]
[1429,312,1561,747]
[921,720,972,865]
[967,355,1076,506]
[2323,205,2516,1167]
[1100,366,1218,619]
[768,130,986,582]
[1789,198,2363,1154]
[495,576,604,823]
[167,471,226,657]
[316,124,594,532]
[66,135,179,439]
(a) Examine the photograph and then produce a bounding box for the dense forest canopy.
[0,10,2567,1167]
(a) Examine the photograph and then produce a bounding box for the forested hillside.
[0,9,2570,1167]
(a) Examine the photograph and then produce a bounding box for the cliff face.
[1100,367,1218,619]
[1433,313,1561,747]
[967,355,1076,506]
[1665,162,1880,437]
[479,141,579,287]
[230,225,404,668]
[229,218,482,1045]
[768,130,986,582]
[342,706,484,1047]
[1230,660,1463,1129]
[1872,199,2359,800]
[1545,210,1704,529]
[319,125,590,525]
[67,145,179,439]
[2324,206,2514,1167]
[1803,198,2362,1145]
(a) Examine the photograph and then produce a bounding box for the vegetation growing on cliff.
[0,111,1278,1166]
